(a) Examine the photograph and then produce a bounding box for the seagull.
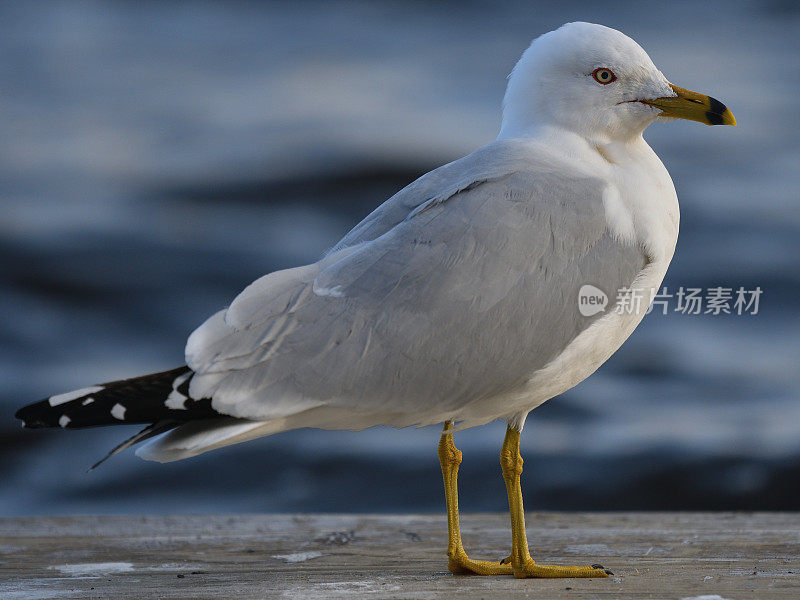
[16,22,734,579]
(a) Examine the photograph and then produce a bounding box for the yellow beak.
[643,83,736,126]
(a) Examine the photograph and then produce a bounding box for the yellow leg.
[438,421,512,575]
[500,426,612,578]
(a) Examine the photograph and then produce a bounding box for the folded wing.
[183,139,648,427]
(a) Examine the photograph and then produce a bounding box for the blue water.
[1,1,798,516]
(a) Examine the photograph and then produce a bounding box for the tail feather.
[15,366,222,430]
[88,420,180,471]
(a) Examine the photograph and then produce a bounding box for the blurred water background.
[0,1,798,516]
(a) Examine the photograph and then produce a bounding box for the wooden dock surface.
[1,512,798,599]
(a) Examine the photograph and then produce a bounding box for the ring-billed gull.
[17,22,735,578]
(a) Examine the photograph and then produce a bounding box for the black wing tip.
[14,366,221,431]
[15,400,54,428]
[16,396,98,429]
[14,406,27,424]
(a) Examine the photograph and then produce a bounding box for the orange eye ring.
[592,67,616,85]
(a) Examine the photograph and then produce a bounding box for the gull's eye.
[592,67,616,85]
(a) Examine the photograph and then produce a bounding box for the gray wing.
[186,140,648,423]
[328,140,545,252]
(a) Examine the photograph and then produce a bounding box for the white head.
[499,22,732,143]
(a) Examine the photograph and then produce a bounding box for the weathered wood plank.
[1,513,798,599]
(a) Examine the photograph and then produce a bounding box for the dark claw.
[499,557,507,564]
[591,563,604,569]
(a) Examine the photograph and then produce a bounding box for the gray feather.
[185,139,647,424]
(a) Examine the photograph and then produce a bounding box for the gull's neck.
[497,123,652,170]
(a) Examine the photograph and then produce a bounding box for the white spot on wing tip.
[165,390,188,410]
[58,415,71,428]
[172,371,192,389]
[164,371,192,410]
[82,397,94,406]
[110,403,126,420]
[48,386,105,407]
